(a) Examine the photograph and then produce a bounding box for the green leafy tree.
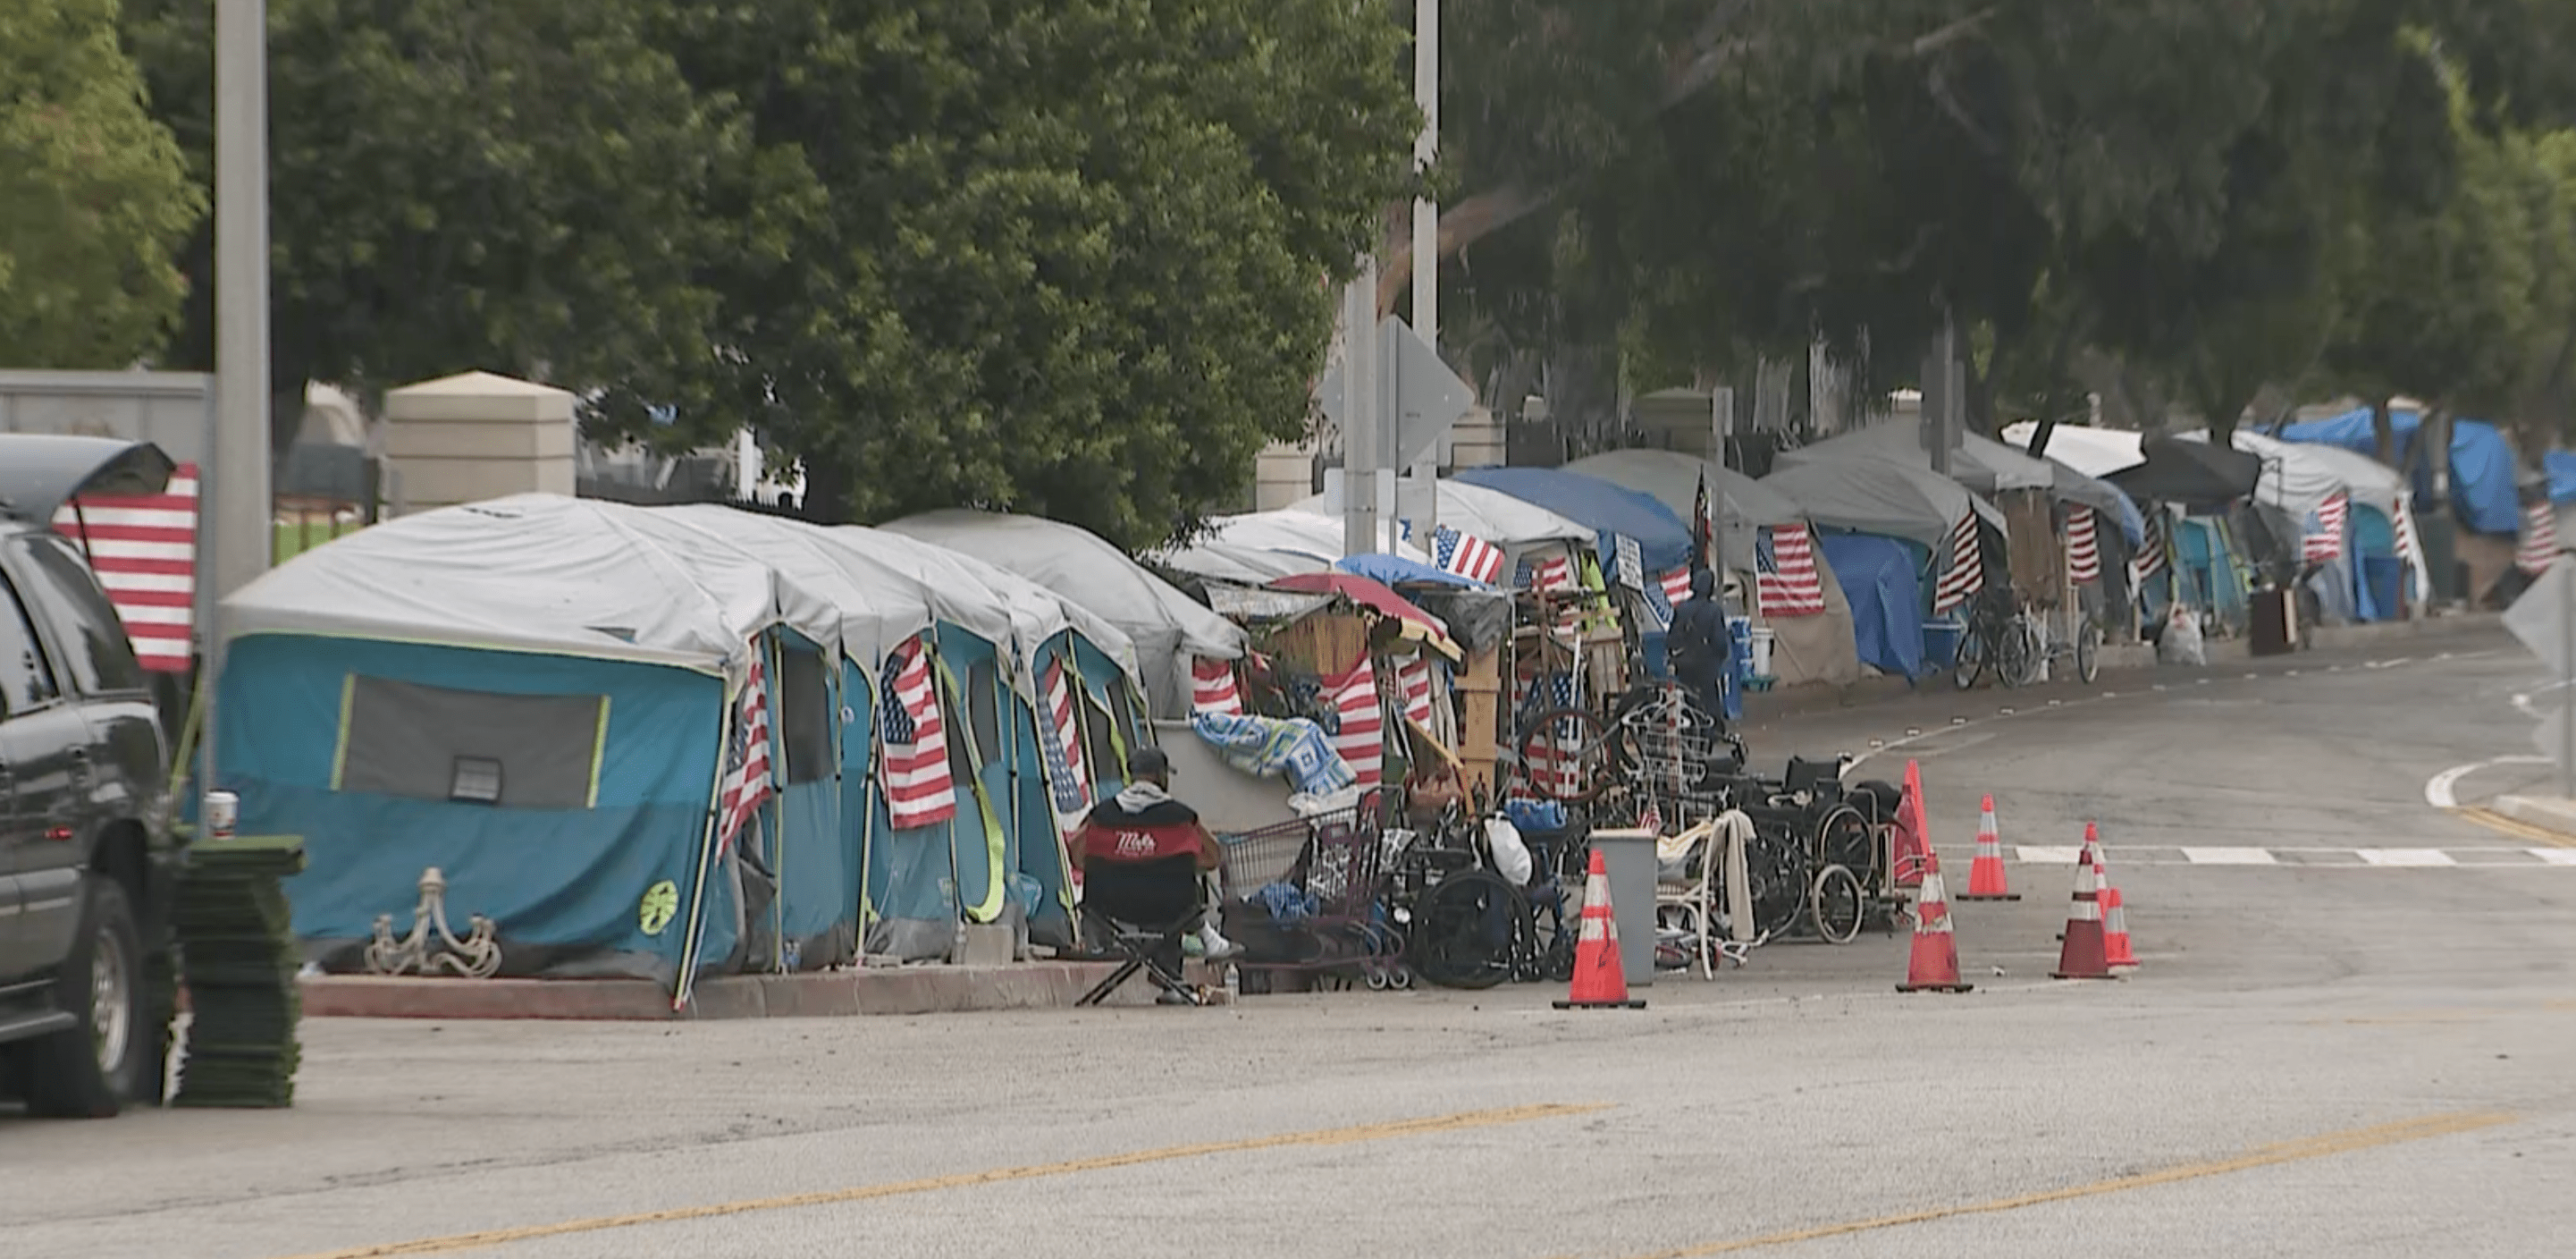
[123,0,770,448]
[0,0,200,367]
[652,0,1418,547]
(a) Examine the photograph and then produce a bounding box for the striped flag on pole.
[879,637,957,829]
[1932,512,1983,614]
[1190,655,1243,715]
[2519,501,2560,575]
[1518,553,1577,593]
[2302,491,2350,565]
[1038,653,1091,818]
[1755,524,1826,615]
[2131,510,2168,584]
[1395,655,1435,729]
[716,649,774,852]
[2065,506,2101,584]
[1429,524,1505,584]
[1519,672,1584,799]
[1327,657,1384,788]
[1658,567,1694,608]
[54,462,198,672]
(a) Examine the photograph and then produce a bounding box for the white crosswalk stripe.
[2182,847,2278,866]
[2357,849,2456,867]
[2008,845,2576,868]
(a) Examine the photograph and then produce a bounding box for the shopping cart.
[1216,794,1401,991]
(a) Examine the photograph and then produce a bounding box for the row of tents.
[217,498,1256,995]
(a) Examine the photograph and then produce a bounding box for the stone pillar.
[381,371,577,514]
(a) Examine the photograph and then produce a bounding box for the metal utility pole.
[208,0,274,796]
[1409,0,1440,538]
[1341,267,1379,558]
[1921,310,1959,477]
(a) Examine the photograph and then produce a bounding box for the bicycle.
[2025,605,2104,685]
[1953,587,2041,690]
[1513,679,1747,807]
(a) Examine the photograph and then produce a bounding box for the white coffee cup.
[203,790,240,842]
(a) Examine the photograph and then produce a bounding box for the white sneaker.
[1200,925,1243,961]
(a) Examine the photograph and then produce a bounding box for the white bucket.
[202,790,239,842]
[1748,628,1776,678]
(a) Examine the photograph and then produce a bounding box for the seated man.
[1070,748,1240,1001]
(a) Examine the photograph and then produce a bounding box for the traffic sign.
[1317,317,1475,470]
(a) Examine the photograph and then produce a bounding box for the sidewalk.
[302,959,1232,1021]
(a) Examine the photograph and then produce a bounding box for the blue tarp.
[1814,532,1924,679]
[2277,409,2519,535]
[1454,467,1696,573]
[1335,552,1490,589]
[2547,450,2576,503]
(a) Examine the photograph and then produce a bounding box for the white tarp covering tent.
[1999,421,2145,479]
[1157,540,1328,585]
[1565,448,1859,686]
[1157,509,1428,586]
[883,509,1247,718]
[1288,479,1592,553]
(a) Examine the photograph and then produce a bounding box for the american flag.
[1520,672,1585,799]
[1692,470,1713,568]
[1038,653,1091,819]
[2392,494,2422,566]
[53,462,198,672]
[1191,655,1243,715]
[2520,501,2561,575]
[2131,510,2168,583]
[1328,657,1385,788]
[879,637,957,828]
[1659,567,1694,608]
[2302,491,2350,565]
[1932,511,1983,614]
[1430,524,1505,585]
[1395,655,1435,729]
[2065,506,2101,584]
[1756,524,1826,616]
[715,648,774,852]
[1519,552,1577,594]
[1637,797,1663,836]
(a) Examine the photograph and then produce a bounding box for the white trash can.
[1747,628,1776,678]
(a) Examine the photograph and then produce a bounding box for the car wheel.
[22,876,155,1118]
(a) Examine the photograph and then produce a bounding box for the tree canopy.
[0,0,199,368]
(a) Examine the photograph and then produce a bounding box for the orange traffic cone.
[1554,849,1647,1010]
[2096,841,2138,969]
[1892,760,1932,889]
[2052,824,2116,980]
[1896,849,1974,993]
[1959,795,2018,900]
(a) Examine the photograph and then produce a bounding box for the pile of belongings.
[172,835,307,1108]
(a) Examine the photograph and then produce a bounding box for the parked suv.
[0,436,182,1116]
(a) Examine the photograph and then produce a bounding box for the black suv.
[0,436,182,1116]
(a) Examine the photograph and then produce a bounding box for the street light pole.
[1410,0,1440,539]
[209,0,274,795]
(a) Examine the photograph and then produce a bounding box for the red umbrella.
[1268,571,1459,659]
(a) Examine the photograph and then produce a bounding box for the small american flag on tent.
[54,462,198,672]
[716,648,774,852]
[2065,506,2101,584]
[1191,655,1243,715]
[1519,552,1578,593]
[1932,512,1983,614]
[2302,491,2350,565]
[1659,567,1694,608]
[1395,655,1435,729]
[879,637,957,828]
[1328,657,1385,788]
[1519,672,1585,799]
[1756,524,1826,616]
[2131,510,2168,583]
[2520,501,2561,575]
[1038,653,1090,819]
[1430,524,1505,585]
[1638,797,1663,837]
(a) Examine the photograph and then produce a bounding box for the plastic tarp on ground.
[1452,467,1696,573]
[2277,408,2520,535]
[884,509,1246,719]
[1759,458,2002,552]
[1814,533,1924,678]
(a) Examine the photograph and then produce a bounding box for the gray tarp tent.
[1760,457,2004,551]
[884,509,1246,719]
[1566,449,1861,686]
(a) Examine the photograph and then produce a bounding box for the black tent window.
[774,645,833,785]
[335,675,608,809]
[966,658,1001,763]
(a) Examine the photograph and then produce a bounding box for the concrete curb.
[2489,795,2576,841]
[302,960,1228,1021]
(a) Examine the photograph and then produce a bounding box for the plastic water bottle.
[1222,964,1241,1003]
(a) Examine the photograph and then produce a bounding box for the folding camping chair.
[1074,854,1206,1007]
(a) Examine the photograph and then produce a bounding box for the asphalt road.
[8,627,2574,1259]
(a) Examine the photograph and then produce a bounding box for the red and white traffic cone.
[1554,849,1646,1010]
[2095,839,2138,969]
[1893,760,1932,889]
[2053,824,2116,980]
[1959,794,2018,901]
[1896,849,1974,993]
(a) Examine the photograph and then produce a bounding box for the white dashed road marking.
[2183,847,2279,866]
[2357,849,2458,867]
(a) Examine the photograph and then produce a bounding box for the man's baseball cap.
[1130,746,1172,777]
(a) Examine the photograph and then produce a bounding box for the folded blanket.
[1191,711,1358,797]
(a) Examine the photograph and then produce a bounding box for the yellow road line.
[1614,1111,2511,1258]
[2448,806,2576,848]
[275,1102,1606,1259]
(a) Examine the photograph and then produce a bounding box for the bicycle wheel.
[1410,868,1522,990]
[1515,706,1611,803]
[2016,619,2050,687]
[2076,619,2102,684]
[1997,619,2040,689]
[1952,625,1988,690]
[1810,864,1865,945]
